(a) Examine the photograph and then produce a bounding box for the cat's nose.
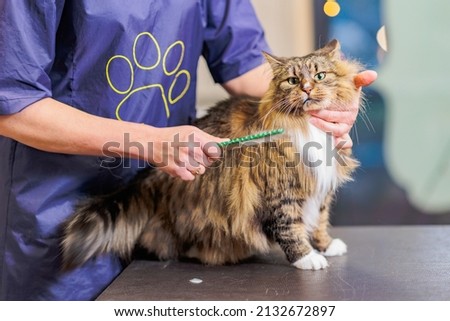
[301,81,313,95]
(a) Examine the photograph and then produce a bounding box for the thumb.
[196,130,229,160]
[354,70,378,88]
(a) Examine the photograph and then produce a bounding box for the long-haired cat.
[62,40,362,271]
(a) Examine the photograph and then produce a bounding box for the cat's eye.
[314,72,327,81]
[287,77,300,85]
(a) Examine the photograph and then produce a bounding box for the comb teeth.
[218,128,284,147]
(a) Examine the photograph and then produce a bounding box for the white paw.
[292,251,328,270]
[323,238,347,257]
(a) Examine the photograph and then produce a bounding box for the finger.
[354,70,378,88]
[189,144,208,166]
[335,134,353,149]
[176,166,197,180]
[308,109,356,125]
[187,164,205,176]
[197,164,206,175]
[182,170,196,181]
[187,144,217,167]
[195,130,228,161]
[202,141,223,161]
[195,164,206,175]
[309,117,351,138]
[204,152,219,167]
[161,165,196,181]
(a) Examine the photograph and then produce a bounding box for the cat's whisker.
[259,99,284,129]
[351,122,360,145]
[273,100,293,126]
[358,96,375,132]
[259,106,272,128]
[358,109,375,133]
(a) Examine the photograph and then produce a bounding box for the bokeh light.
[324,0,341,17]
[376,25,388,51]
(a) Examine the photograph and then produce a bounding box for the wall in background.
[196,0,314,113]
[377,1,450,213]
[323,0,450,224]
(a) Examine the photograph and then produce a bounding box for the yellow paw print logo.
[106,32,191,120]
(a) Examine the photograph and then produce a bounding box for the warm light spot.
[324,0,341,17]
[377,25,388,51]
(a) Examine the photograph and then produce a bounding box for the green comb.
[218,128,285,147]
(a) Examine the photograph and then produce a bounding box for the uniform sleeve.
[0,0,65,115]
[202,0,271,84]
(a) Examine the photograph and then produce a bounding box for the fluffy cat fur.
[61,39,362,271]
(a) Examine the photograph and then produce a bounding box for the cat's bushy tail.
[61,182,151,270]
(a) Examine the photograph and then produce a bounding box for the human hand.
[308,70,378,149]
[147,125,227,180]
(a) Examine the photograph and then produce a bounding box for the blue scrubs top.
[0,0,269,300]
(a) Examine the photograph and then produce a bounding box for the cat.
[61,39,362,271]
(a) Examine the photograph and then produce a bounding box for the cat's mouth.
[298,92,321,111]
[286,95,322,114]
[302,98,320,111]
[287,99,318,115]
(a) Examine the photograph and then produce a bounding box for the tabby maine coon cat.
[62,40,362,271]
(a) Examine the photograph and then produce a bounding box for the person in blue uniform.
[0,0,376,300]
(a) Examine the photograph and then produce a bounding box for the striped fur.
[61,40,362,270]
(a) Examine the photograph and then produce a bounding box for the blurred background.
[196,0,450,225]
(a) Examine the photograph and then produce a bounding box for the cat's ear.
[319,39,342,60]
[262,51,287,70]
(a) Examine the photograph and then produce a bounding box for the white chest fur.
[288,124,339,232]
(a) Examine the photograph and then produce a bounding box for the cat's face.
[264,40,360,113]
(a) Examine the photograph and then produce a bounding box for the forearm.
[0,98,226,180]
[222,63,272,98]
[0,98,152,159]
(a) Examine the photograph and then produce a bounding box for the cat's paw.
[292,251,328,270]
[323,238,347,257]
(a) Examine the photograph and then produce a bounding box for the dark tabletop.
[97,226,450,301]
